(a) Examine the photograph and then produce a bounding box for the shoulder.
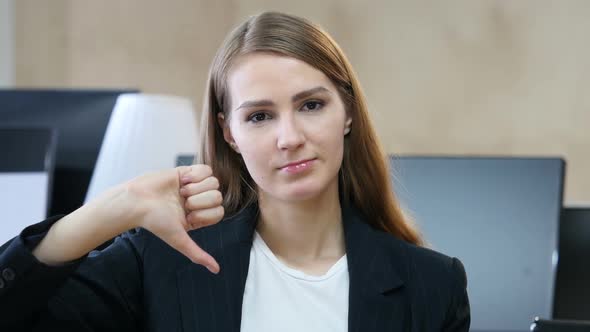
[377,230,467,301]
[392,237,470,329]
[405,240,466,288]
[344,203,467,296]
[376,232,469,327]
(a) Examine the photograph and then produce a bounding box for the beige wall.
[0,0,15,86]
[15,0,590,204]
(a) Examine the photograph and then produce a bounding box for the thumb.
[169,231,220,274]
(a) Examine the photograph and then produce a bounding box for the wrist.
[103,182,148,232]
[91,183,148,231]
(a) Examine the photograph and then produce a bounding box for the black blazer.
[0,203,470,331]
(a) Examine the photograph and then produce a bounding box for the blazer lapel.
[177,205,259,332]
[343,204,411,332]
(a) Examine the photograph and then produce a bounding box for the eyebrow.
[234,86,331,111]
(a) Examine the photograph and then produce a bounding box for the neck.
[256,183,345,265]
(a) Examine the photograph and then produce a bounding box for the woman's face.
[221,52,351,202]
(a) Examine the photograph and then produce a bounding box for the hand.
[127,164,224,274]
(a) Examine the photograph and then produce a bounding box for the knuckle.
[196,164,213,176]
[210,177,220,189]
[213,191,223,204]
[214,206,224,219]
[213,207,225,222]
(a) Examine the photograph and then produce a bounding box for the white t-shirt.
[240,231,349,332]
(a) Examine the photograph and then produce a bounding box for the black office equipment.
[176,154,196,167]
[553,207,590,320]
[531,317,590,332]
[0,127,57,243]
[0,89,138,215]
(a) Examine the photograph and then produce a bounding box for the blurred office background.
[1,1,589,331]
[2,0,589,203]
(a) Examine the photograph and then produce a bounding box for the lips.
[278,158,316,174]
[279,158,316,169]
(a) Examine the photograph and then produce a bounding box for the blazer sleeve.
[442,257,471,332]
[0,216,146,331]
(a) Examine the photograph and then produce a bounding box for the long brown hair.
[198,11,424,246]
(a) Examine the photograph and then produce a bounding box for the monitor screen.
[390,156,565,332]
[0,89,138,216]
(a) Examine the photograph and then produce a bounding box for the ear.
[344,116,352,136]
[217,113,240,153]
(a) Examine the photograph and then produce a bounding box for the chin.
[275,178,335,203]
[279,189,321,202]
[257,168,340,203]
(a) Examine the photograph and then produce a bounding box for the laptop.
[531,318,590,332]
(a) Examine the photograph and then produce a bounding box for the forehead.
[227,53,336,106]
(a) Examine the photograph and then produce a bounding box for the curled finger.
[186,206,224,229]
[179,176,219,197]
[185,190,223,211]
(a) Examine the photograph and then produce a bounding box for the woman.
[0,11,469,331]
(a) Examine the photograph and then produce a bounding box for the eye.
[301,100,324,112]
[248,112,271,123]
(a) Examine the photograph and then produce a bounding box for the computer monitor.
[0,127,56,244]
[390,156,565,332]
[0,89,138,216]
[553,207,590,320]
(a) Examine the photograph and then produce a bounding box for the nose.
[276,113,305,151]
